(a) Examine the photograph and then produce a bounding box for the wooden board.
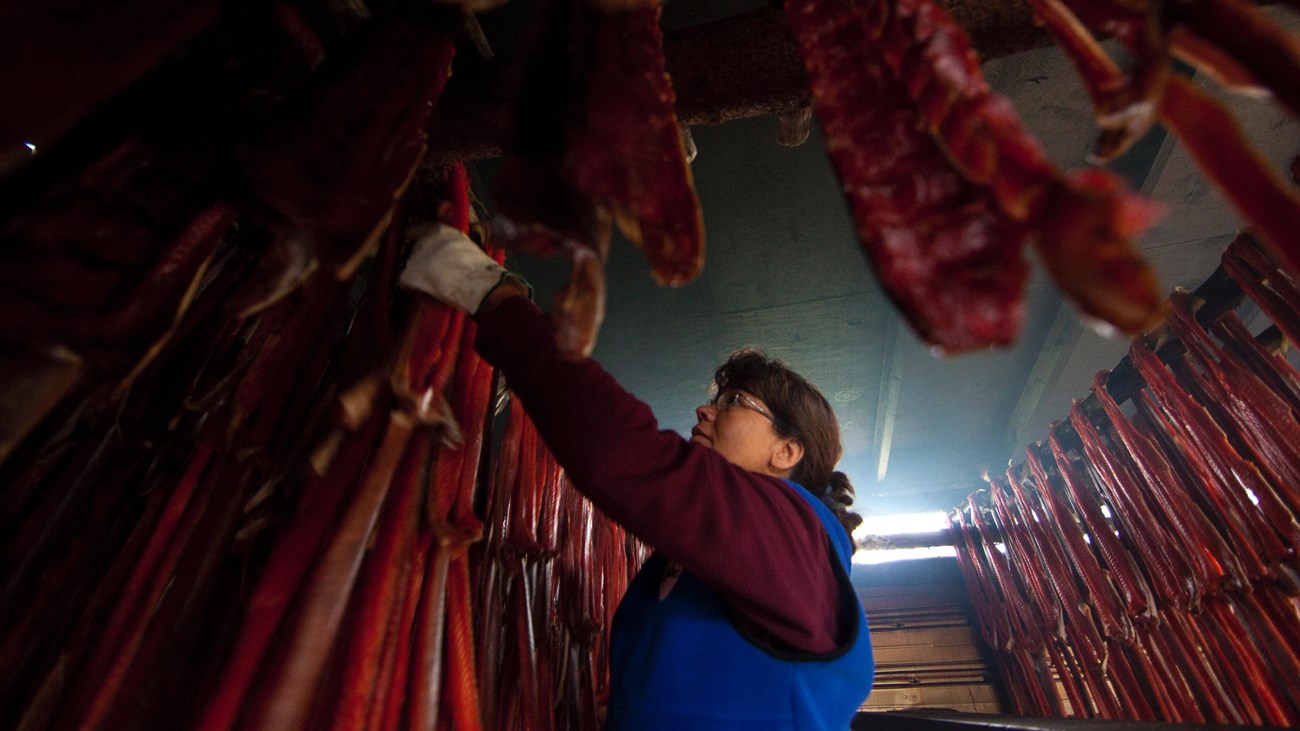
[857,572,1004,715]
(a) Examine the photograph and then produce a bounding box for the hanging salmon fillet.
[1129,341,1300,574]
[1165,291,1300,520]
[786,0,1163,352]
[1212,311,1300,417]
[1223,231,1300,347]
[1023,444,1131,642]
[1048,429,1156,620]
[1092,371,1249,593]
[238,3,457,277]
[496,0,702,359]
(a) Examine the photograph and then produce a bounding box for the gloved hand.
[399,223,517,314]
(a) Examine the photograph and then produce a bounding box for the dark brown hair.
[712,349,863,541]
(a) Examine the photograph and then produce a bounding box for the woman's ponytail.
[821,471,863,545]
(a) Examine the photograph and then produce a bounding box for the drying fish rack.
[950,231,1300,725]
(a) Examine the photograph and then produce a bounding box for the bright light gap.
[851,511,954,565]
[854,510,948,538]
[853,545,955,566]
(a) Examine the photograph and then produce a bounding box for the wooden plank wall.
[855,559,1003,714]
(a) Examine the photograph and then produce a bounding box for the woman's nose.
[696,403,716,422]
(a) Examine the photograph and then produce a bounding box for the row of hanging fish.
[0,154,642,730]
[8,0,1300,431]
[951,234,1300,725]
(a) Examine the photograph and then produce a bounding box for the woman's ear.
[770,438,805,474]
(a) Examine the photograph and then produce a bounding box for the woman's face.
[691,389,795,476]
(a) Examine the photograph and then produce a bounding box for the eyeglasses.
[713,390,775,422]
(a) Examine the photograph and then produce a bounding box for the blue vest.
[605,481,874,729]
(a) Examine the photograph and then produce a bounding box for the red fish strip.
[1048,430,1154,619]
[1014,531,1123,718]
[1167,295,1300,520]
[1123,628,1181,721]
[507,416,546,554]
[441,553,483,731]
[513,563,543,725]
[470,556,503,730]
[1155,618,1231,723]
[967,496,1044,650]
[409,541,452,731]
[358,543,410,731]
[1144,340,1300,556]
[538,451,566,555]
[1144,622,1205,722]
[1129,341,1297,562]
[1159,77,1300,279]
[1071,402,1195,608]
[989,479,1062,634]
[564,2,704,287]
[232,274,348,437]
[1163,608,1248,725]
[1233,593,1300,712]
[1167,354,1300,558]
[494,0,609,360]
[243,414,413,730]
[1023,0,1300,276]
[395,164,482,433]
[77,437,216,682]
[1257,585,1300,656]
[394,303,466,434]
[487,396,526,542]
[100,458,252,731]
[328,429,426,730]
[948,510,1013,649]
[379,531,431,731]
[1021,0,1164,158]
[1024,445,1130,641]
[1023,649,1061,716]
[955,510,1016,650]
[0,201,235,376]
[1213,311,1300,417]
[1044,641,1091,717]
[1204,599,1297,725]
[1223,232,1300,349]
[6,476,169,730]
[1192,603,1272,725]
[239,4,457,275]
[1131,390,1281,581]
[1103,642,1156,721]
[1093,371,1246,593]
[1169,0,1300,121]
[495,0,604,255]
[785,0,1029,352]
[446,317,495,534]
[65,438,219,729]
[195,410,383,731]
[877,0,1165,335]
[1004,468,1109,672]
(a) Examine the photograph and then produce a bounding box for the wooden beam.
[873,316,905,483]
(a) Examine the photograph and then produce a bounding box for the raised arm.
[475,294,848,654]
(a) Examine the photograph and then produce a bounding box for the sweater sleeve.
[475,297,848,654]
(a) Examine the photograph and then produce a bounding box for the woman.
[402,225,874,729]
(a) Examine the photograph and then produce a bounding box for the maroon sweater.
[475,297,847,654]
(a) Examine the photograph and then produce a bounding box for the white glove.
[399,223,510,314]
